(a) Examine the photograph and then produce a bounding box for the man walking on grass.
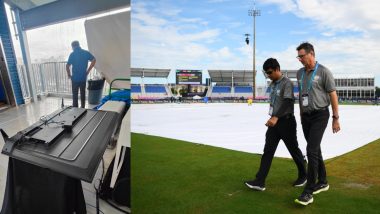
[294,42,341,206]
[245,58,307,191]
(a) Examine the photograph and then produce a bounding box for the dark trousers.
[255,115,307,184]
[72,81,86,108]
[301,109,330,194]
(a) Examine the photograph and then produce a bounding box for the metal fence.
[17,62,109,100]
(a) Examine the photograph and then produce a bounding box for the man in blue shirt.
[66,41,96,108]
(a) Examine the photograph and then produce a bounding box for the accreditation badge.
[268,105,273,116]
[302,94,309,106]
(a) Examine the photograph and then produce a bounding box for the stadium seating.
[234,86,252,93]
[210,86,231,98]
[130,84,171,100]
[131,85,142,93]
[212,86,231,93]
[145,85,166,93]
[233,86,253,99]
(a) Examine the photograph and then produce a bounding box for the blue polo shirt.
[67,47,95,82]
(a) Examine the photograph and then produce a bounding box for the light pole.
[248,4,260,100]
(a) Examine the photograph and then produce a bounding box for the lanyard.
[300,62,319,93]
[270,82,279,105]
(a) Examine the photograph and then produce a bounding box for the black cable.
[93,158,106,214]
[96,158,105,214]
[86,203,105,214]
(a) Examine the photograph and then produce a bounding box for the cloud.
[258,0,380,84]
[132,1,380,85]
[258,0,297,13]
[261,36,380,79]
[321,31,335,37]
[132,2,168,26]
[132,2,224,69]
[261,0,380,35]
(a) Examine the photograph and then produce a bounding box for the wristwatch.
[332,115,339,119]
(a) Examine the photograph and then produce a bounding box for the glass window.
[351,79,356,86]
[369,79,374,86]
[364,90,369,98]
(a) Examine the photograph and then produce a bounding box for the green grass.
[132,134,380,213]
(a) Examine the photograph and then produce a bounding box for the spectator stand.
[208,69,254,102]
[131,68,172,103]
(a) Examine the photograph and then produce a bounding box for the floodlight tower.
[248,3,260,100]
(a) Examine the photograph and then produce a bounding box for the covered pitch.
[132,103,380,159]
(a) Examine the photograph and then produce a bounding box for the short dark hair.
[71,41,80,48]
[296,42,314,55]
[263,58,280,72]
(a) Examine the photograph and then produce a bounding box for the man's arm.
[66,64,71,79]
[329,90,340,133]
[86,58,96,75]
[266,98,293,127]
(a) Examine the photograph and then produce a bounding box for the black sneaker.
[295,192,313,206]
[245,180,265,191]
[313,183,329,194]
[293,177,307,187]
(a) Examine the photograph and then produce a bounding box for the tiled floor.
[0,96,130,214]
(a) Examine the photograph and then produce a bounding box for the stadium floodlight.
[248,3,260,100]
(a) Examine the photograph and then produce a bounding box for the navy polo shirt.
[67,47,95,82]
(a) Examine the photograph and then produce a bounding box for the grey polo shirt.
[270,75,294,117]
[296,63,336,113]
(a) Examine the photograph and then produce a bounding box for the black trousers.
[255,115,307,184]
[301,109,330,194]
[72,81,86,108]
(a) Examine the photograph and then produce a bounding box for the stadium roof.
[4,0,129,30]
[208,70,255,83]
[131,68,171,78]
